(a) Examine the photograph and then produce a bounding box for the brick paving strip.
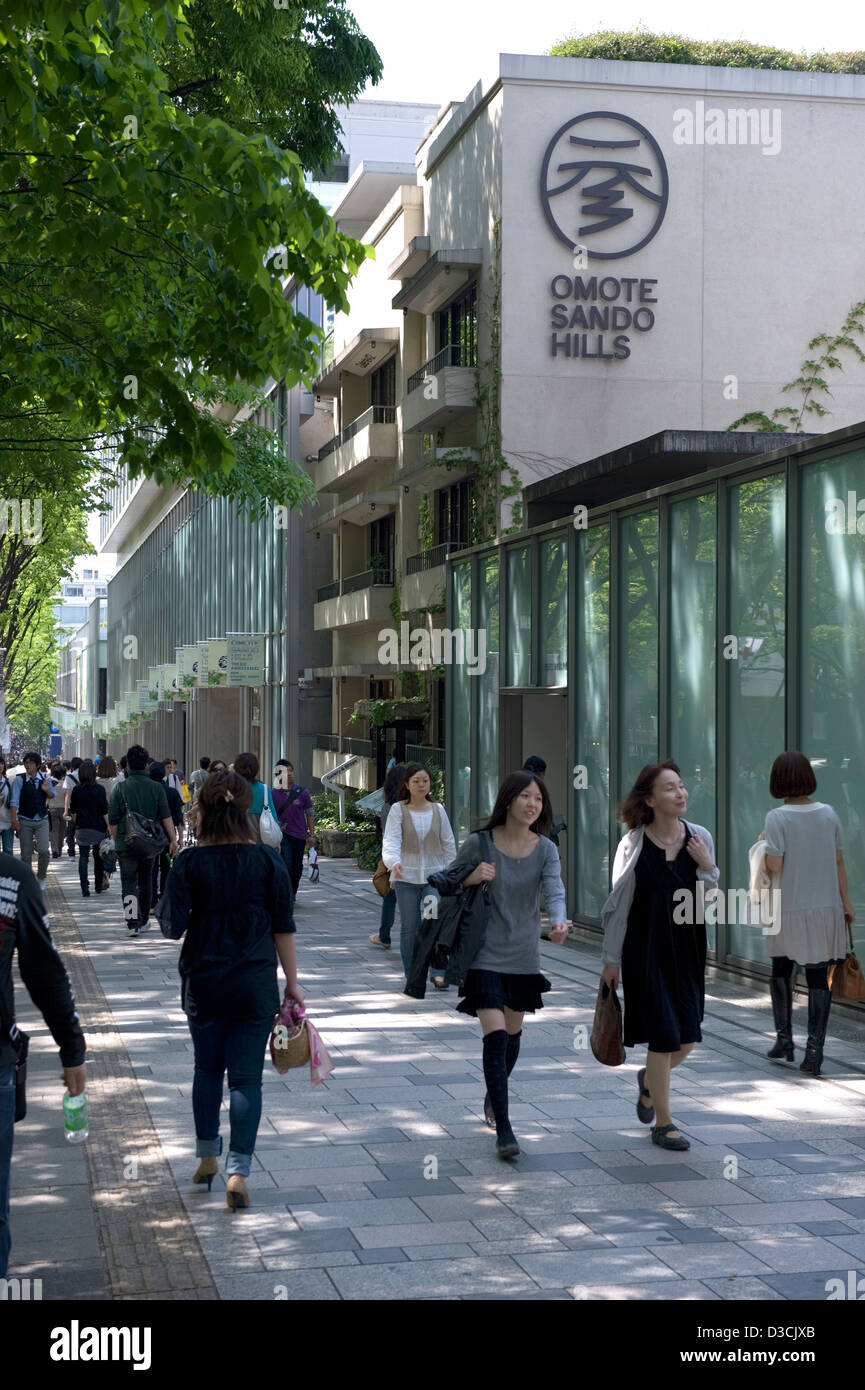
[37,879,219,1300]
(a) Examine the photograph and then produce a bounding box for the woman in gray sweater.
[451,771,568,1159]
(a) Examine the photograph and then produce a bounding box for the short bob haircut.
[97,755,118,779]
[618,760,682,830]
[234,751,259,783]
[769,750,817,800]
[197,770,255,844]
[479,770,552,838]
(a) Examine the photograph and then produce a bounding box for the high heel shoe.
[192,1157,219,1192]
[226,1175,249,1210]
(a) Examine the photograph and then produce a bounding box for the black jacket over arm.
[0,855,86,1068]
[404,832,492,999]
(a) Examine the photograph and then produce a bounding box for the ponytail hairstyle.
[196,770,255,845]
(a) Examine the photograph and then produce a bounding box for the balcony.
[307,489,399,534]
[402,345,477,435]
[312,326,400,396]
[403,542,468,611]
[314,405,398,494]
[314,568,395,632]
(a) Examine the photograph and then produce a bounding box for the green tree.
[163,0,382,167]
[0,0,374,505]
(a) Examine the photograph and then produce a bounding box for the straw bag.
[831,923,865,1002]
[590,980,626,1066]
[270,1011,311,1072]
[372,859,390,897]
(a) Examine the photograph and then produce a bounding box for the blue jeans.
[394,881,441,978]
[188,1016,273,1177]
[379,887,396,945]
[0,828,13,855]
[0,1062,15,1278]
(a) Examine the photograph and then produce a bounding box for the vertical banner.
[205,639,227,687]
[195,641,210,687]
[182,644,200,690]
[162,664,180,699]
[227,633,266,687]
[148,667,162,703]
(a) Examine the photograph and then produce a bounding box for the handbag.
[372,859,390,897]
[99,835,117,874]
[258,790,283,849]
[270,997,335,1086]
[590,980,626,1066]
[12,1027,29,1123]
[119,785,168,857]
[831,923,865,1002]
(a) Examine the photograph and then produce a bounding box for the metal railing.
[406,344,477,395]
[316,569,395,603]
[405,541,468,574]
[405,744,446,772]
[318,405,396,462]
[315,734,340,752]
[315,734,374,759]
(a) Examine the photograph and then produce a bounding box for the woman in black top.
[159,769,303,1211]
[369,762,406,949]
[68,759,109,897]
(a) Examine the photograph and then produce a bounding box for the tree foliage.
[0,0,375,502]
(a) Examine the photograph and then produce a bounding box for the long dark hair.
[78,759,97,786]
[479,771,552,837]
[618,760,681,829]
[234,751,259,784]
[383,762,406,806]
[196,770,255,845]
[397,762,435,803]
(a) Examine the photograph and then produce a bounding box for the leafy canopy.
[0,0,375,499]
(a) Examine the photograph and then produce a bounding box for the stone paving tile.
[823,1233,865,1260]
[573,1280,720,1300]
[327,1257,541,1300]
[761,1270,854,1299]
[702,1276,788,1300]
[735,1237,858,1273]
[713,1199,850,1225]
[515,1248,682,1287]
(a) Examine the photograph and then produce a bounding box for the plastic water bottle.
[63,1090,89,1143]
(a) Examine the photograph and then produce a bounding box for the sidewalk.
[10,852,865,1301]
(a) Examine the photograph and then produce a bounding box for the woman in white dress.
[763,750,854,1077]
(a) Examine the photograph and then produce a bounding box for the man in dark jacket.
[108,745,177,938]
[0,852,86,1277]
[149,762,184,903]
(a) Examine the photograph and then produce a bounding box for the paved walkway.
[10,852,865,1300]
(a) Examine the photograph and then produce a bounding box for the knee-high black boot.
[767,977,794,1060]
[799,988,832,1076]
[482,1030,519,1158]
[484,1031,522,1129]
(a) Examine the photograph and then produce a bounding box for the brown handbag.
[831,923,865,1002]
[590,980,626,1066]
[372,859,391,898]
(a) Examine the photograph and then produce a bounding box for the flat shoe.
[636,1067,655,1124]
[651,1123,690,1151]
[496,1129,520,1160]
[368,935,391,949]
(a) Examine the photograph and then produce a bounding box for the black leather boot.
[767,976,794,1060]
[799,987,832,1076]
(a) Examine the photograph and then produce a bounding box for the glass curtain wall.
[801,452,865,956]
[618,511,659,793]
[451,561,473,845]
[476,556,500,819]
[540,537,568,687]
[576,523,611,917]
[726,473,786,961]
[506,546,531,686]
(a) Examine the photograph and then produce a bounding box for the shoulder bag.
[258,786,283,849]
[119,784,169,857]
[590,980,626,1066]
[831,922,865,1002]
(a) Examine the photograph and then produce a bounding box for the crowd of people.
[0,741,855,1271]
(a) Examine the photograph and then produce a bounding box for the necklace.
[647,822,683,848]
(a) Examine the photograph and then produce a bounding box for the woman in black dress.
[600,761,719,1151]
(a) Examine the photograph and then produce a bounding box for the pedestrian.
[95,757,122,891]
[0,849,86,1278]
[427,770,568,1158]
[234,752,278,843]
[164,758,183,795]
[62,757,82,859]
[381,762,456,988]
[107,745,178,938]
[600,760,719,1152]
[208,760,227,776]
[149,762,184,904]
[369,762,405,950]
[762,750,852,1077]
[157,769,302,1210]
[119,755,129,780]
[272,759,314,903]
[188,757,211,801]
[46,761,67,859]
[9,752,56,890]
[522,755,567,848]
[68,759,109,897]
[0,760,13,855]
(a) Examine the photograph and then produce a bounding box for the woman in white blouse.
[381,763,456,988]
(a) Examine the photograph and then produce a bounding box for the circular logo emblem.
[540,111,668,261]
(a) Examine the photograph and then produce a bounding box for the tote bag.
[257,786,283,849]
